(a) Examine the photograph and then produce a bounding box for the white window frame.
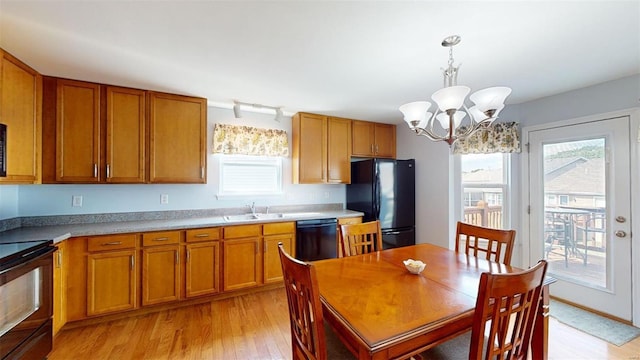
[217,154,283,198]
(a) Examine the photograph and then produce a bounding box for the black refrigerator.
[346,159,415,249]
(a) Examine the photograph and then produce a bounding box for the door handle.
[615,230,627,238]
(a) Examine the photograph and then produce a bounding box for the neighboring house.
[544,157,605,208]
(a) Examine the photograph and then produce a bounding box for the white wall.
[6,107,345,219]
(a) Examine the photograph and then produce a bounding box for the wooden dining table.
[313,243,551,360]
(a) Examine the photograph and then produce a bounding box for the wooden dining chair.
[339,220,383,257]
[422,260,548,360]
[455,221,516,265]
[278,243,354,360]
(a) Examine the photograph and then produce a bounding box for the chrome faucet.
[248,202,256,215]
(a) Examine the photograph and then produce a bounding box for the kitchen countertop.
[0,209,363,244]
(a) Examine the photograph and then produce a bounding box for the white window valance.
[212,123,289,157]
[453,122,521,154]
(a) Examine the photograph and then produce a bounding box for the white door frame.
[520,107,640,327]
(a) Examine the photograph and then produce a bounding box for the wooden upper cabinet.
[292,112,326,183]
[148,92,207,184]
[327,117,352,183]
[292,112,350,184]
[105,86,145,183]
[42,77,207,184]
[0,49,42,184]
[352,120,396,158]
[55,78,101,182]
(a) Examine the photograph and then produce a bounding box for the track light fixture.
[233,100,284,122]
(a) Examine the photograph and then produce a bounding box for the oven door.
[0,247,54,359]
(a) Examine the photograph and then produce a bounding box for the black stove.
[0,240,53,272]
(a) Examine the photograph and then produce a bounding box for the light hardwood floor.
[50,288,640,360]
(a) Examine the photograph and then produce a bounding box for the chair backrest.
[278,243,327,360]
[470,260,548,360]
[455,221,516,265]
[339,220,383,257]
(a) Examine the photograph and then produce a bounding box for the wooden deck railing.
[464,201,503,229]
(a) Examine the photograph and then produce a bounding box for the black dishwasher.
[295,218,338,261]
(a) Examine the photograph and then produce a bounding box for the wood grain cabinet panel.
[292,112,351,184]
[185,241,220,298]
[142,245,181,306]
[105,86,146,183]
[0,48,42,184]
[55,79,101,182]
[148,92,206,184]
[53,241,66,335]
[87,249,137,316]
[352,120,396,158]
[263,233,293,284]
[223,237,261,291]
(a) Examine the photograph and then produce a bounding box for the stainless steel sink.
[223,213,285,222]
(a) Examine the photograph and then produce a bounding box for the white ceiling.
[1,1,638,124]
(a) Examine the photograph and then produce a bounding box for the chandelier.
[399,35,511,146]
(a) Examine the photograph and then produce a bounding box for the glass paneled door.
[528,116,632,320]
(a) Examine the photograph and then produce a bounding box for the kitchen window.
[218,155,283,196]
[458,153,511,230]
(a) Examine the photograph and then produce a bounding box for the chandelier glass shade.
[399,35,511,146]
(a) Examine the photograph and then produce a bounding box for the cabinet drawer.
[263,222,295,236]
[142,231,181,247]
[87,234,137,252]
[223,224,262,239]
[185,227,221,242]
[338,217,362,225]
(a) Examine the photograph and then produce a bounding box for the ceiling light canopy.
[233,101,284,122]
[399,35,511,146]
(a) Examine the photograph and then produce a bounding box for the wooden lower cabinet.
[263,222,295,284]
[185,241,220,298]
[53,241,66,336]
[223,237,261,291]
[87,249,137,316]
[142,231,181,306]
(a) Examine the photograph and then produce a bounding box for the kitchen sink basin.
[223,213,285,222]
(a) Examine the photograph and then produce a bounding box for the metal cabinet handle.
[175,251,179,264]
[194,234,209,238]
[130,255,135,270]
[94,164,98,178]
[375,144,379,153]
[106,164,111,178]
[102,241,122,246]
[371,144,374,153]
[153,237,169,241]
[615,230,627,238]
[57,251,62,268]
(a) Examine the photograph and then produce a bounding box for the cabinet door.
[292,112,326,184]
[327,117,351,183]
[374,123,396,158]
[185,241,220,298]
[53,241,66,335]
[105,86,145,183]
[142,245,180,305]
[351,120,375,157]
[223,238,261,291]
[0,49,42,184]
[87,249,137,316]
[263,234,293,284]
[56,79,101,182]
[148,92,206,183]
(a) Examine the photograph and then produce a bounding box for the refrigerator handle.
[373,164,380,219]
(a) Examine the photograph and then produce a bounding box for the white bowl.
[403,259,426,274]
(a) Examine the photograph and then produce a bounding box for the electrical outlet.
[72,195,83,207]
[160,194,169,204]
